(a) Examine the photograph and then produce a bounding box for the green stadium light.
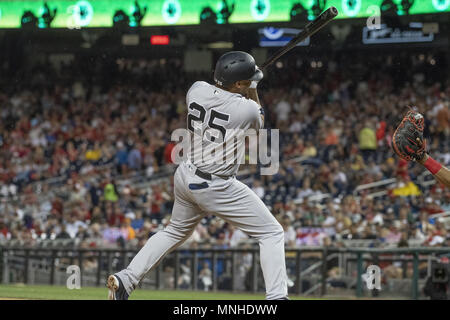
[0,0,448,29]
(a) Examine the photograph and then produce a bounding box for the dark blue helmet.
[214,51,263,87]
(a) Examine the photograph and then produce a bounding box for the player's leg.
[109,165,204,298]
[114,200,203,295]
[191,177,288,300]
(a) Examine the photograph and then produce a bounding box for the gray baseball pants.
[116,161,288,299]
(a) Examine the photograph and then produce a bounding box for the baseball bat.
[260,7,339,70]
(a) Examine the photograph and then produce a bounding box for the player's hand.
[392,109,427,162]
[415,138,429,165]
[249,81,258,89]
[250,66,263,89]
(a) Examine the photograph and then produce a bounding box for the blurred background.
[0,0,449,300]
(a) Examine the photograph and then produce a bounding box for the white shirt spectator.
[297,188,314,199]
[66,220,88,239]
[289,121,303,133]
[284,226,296,246]
[184,228,202,246]
[252,185,265,199]
[333,171,347,184]
[275,99,291,122]
[429,235,445,246]
[440,151,450,166]
[229,229,249,247]
[372,213,384,226]
[323,215,336,227]
[0,185,8,197]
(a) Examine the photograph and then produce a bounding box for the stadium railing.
[353,178,398,198]
[417,171,437,188]
[1,246,448,299]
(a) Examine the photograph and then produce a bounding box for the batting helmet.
[214,51,263,87]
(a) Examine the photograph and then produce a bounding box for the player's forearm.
[247,88,264,125]
[247,88,261,106]
[435,167,450,187]
[418,154,450,188]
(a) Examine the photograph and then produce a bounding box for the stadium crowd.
[0,50,449,254]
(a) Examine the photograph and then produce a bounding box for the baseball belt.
[194,168,231,181]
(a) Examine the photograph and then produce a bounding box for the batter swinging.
[107,51,289,300]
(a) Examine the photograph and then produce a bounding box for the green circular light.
[251,0,270,21]
[162,0,181,24]
[432,0,450,11]
[73,1,94,27]
[38,5,45,28]
[342,0,362,17]
[216,1,225,24]
[129,4,137,27]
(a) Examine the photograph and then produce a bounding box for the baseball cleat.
[107,274,129,300]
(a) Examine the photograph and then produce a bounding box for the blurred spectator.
[56,224,71,239]
[198,262,213,291]
[130,211,144,230]
[359,120,377,162]
[280,215,296,247]
[127,144,142,170]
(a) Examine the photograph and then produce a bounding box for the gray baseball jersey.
[115,81,288,300]
[186,81,263,176]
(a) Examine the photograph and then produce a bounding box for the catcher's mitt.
[392,110,426,162]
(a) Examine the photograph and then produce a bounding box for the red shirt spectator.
[376,121,386,143]
[396,158,409,179]
[164,142,176,164]
[0,222,8,238]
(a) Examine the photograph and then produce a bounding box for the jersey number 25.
[187,102,230,143]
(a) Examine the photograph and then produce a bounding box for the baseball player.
[107,51,289,300]
[392,109,450,188]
